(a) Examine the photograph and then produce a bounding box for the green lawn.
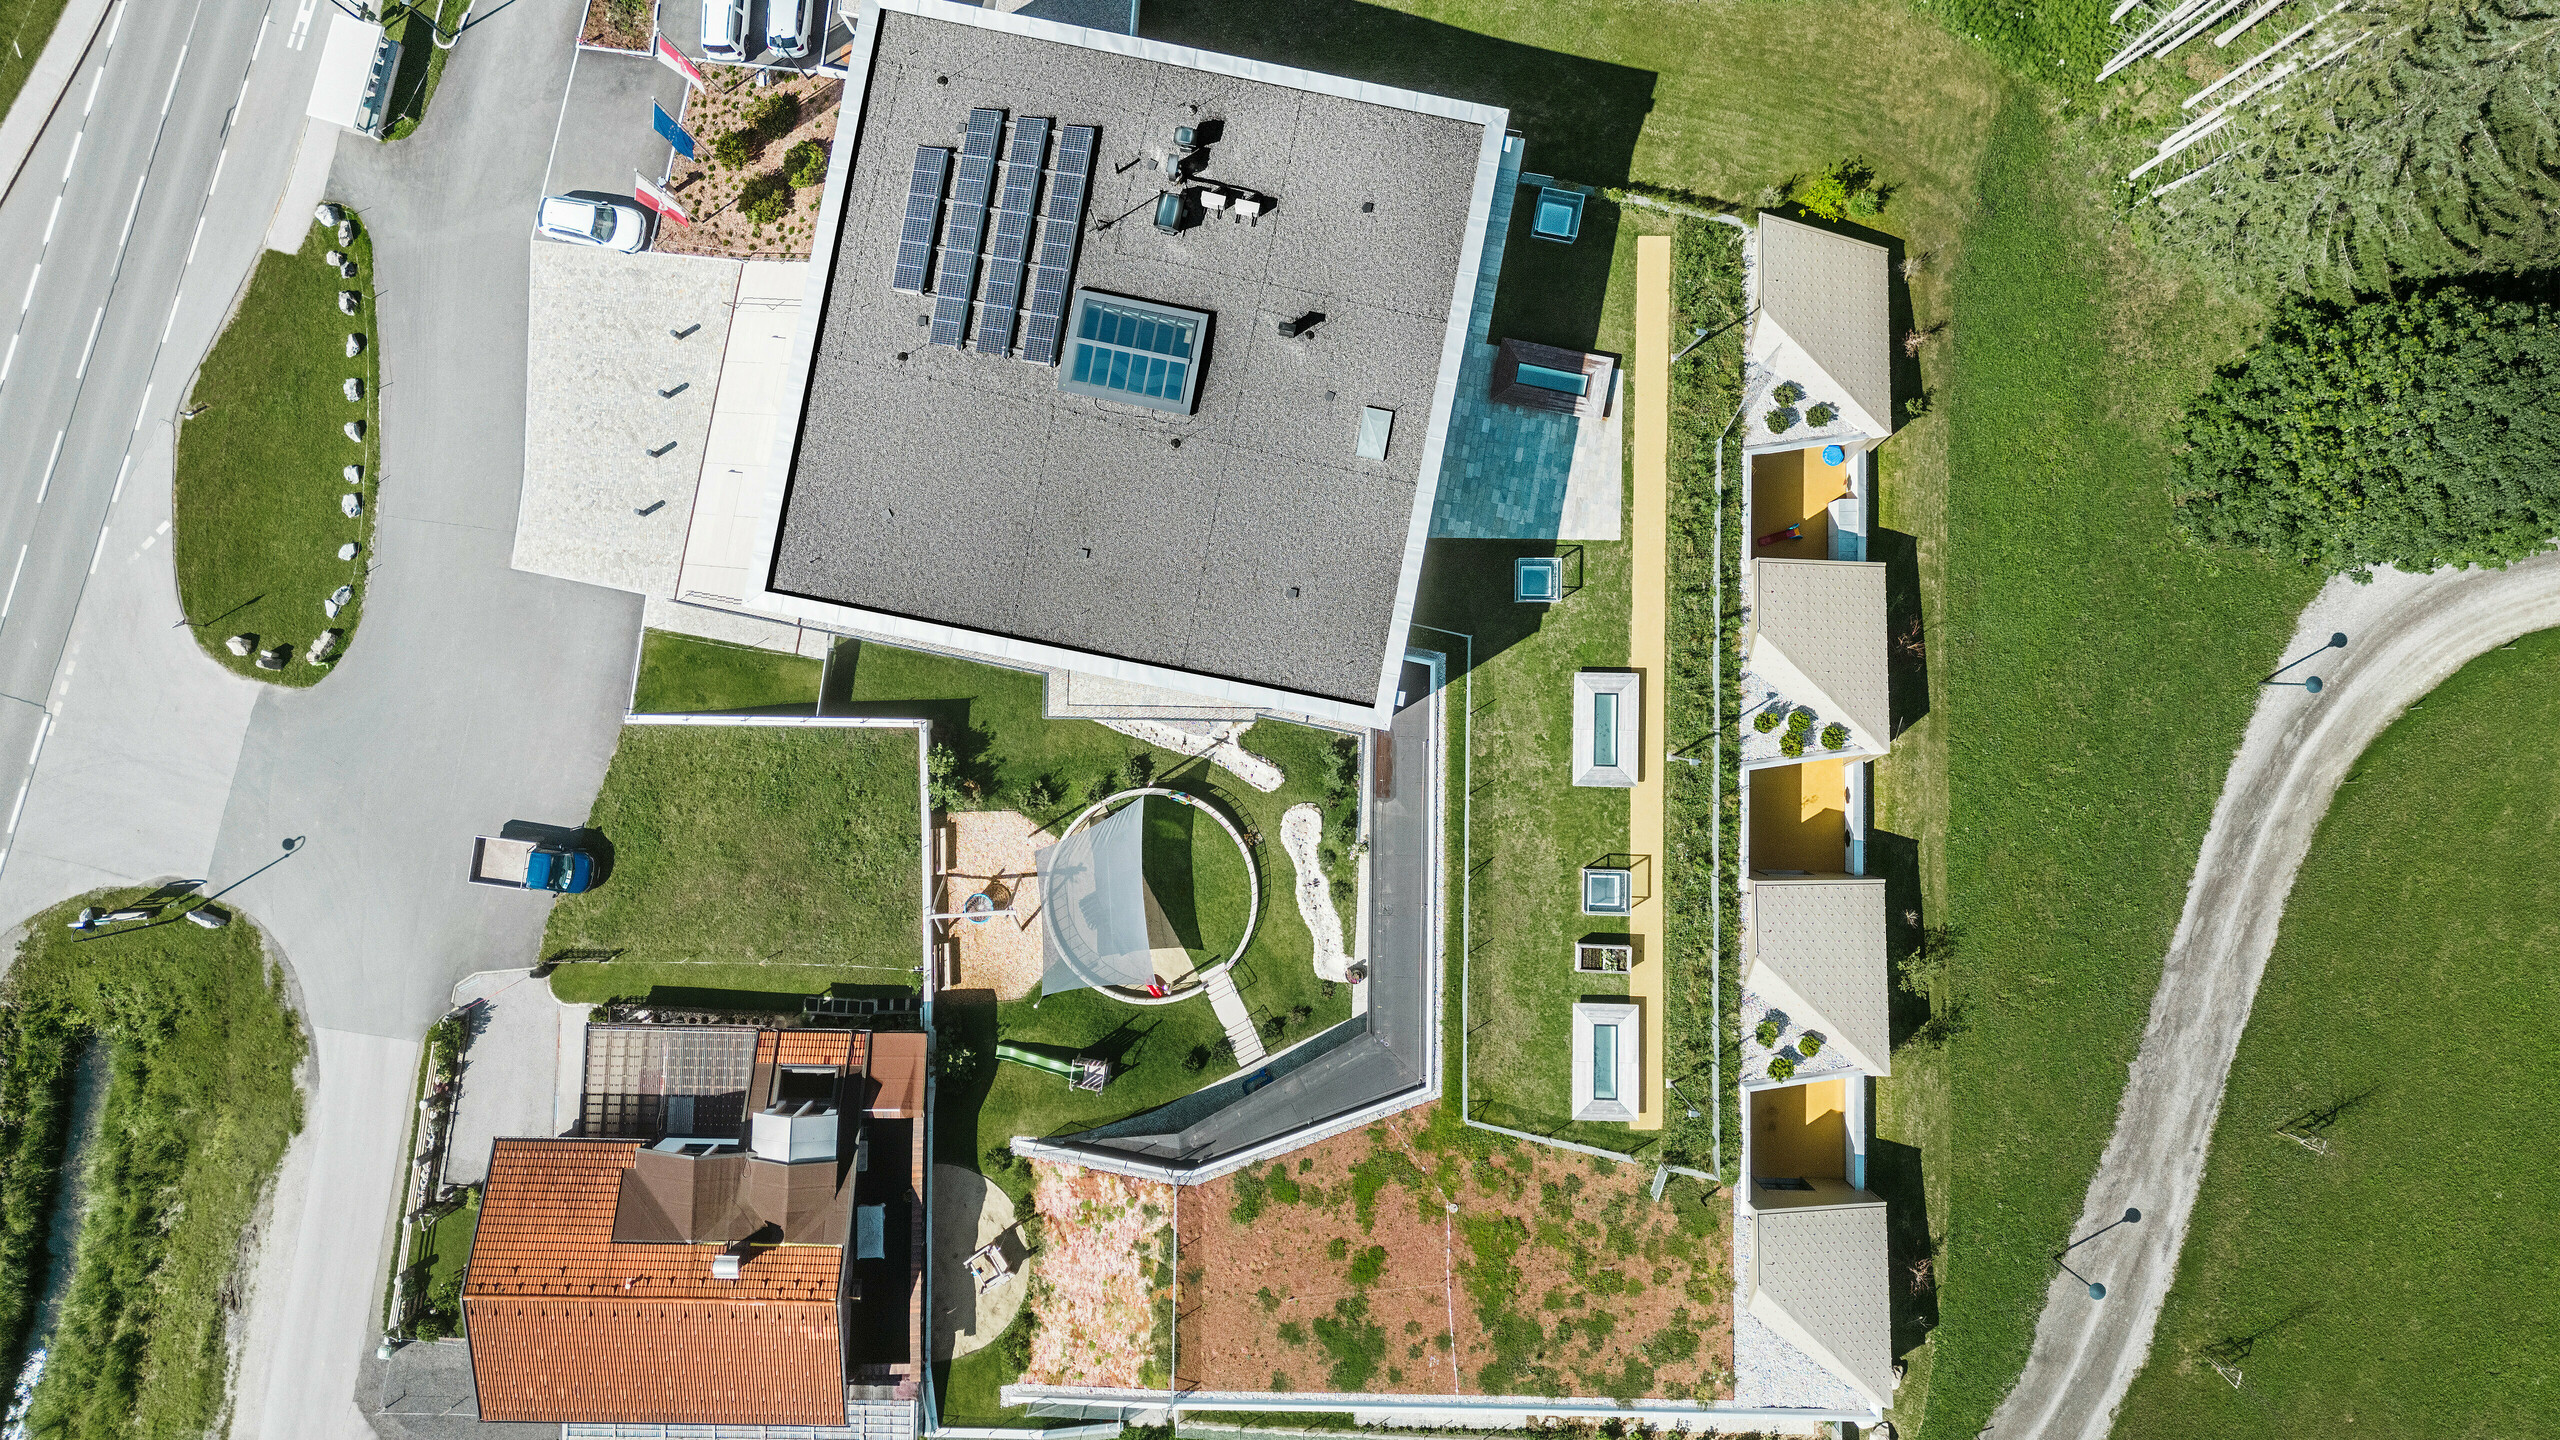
[630,628,822,713]
[174,216,380,686]
[0,0,70,128]
[2109,630,2560,1439]
[381,1,456,142]
[541,724,926,1003]
[0,888,306,1440]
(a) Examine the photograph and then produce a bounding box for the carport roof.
[762,0,1507,718]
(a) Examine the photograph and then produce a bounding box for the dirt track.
[1987,551,2560,1439]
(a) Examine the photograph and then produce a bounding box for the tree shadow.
[1872,525,1931,737]
[1869,827,1930,1048]
[933,988,1000,1168]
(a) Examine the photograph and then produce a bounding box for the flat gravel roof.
[771,6,1490,707]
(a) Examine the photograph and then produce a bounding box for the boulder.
[341,493,363,518]
[338,542,359,561]
[345,333,364,358]
[338,291,359,314]
[316,203,342,227]
[337,219,356,246]
[225,634,254,657]
[330,584,354,606]
[343,377,364,402]
[325,249,346,268]
[343,420,364,442]
[341,261,358,278]
[343,464,364,484]
[323,595,344,619]
[256,646,289,670]
[307,630,342,665]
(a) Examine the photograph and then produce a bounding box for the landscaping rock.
[225,634,254,657]
[316,203,342,227]
[343,377,364,402]
[330,584,353,607]
[343,420,364,442]
[345,333,364,358]
[338,542,359,561]
[338,291,360,314]
[343,464,363,484]
[325,249,346,268]
[256,646,289,670]
[341,493,363,518]
[337,219,355,246]
[341,261,358,278]
[307,630,342,665]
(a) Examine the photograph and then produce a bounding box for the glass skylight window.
[1592,692,1620,769]
[1055,291,1209,414]
[1515,362,1589,396]
[1591,1024,1620,1101]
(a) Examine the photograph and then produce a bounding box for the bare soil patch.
[653,75,842,261]
[580,0,651,50]
[1171,1106,1733,1401]
[1021,1163,1173,1390]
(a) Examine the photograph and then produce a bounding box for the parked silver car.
[766,0,817,58]
[535,195,649,253]
[700,0,752,61]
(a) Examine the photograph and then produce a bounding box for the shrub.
[1806,401,1839,427]
[1753,708,1783,734]
[1821,722,1850,750]
[1772,380,1806,405]
[925,743,963,811]
[1346,1244,1387,1287]
[785,139,828,186]
[1121,751,1155,789]
[1261,1013,1288,1042]
[1794,158,1878,222]
[746,90,801,138]
[738,173,792,225]
[1799,1032,1825,1057]
[1767,1055,1797,1081]
[1765,406,1799,433]
[712,128,753,168]
[1779,730,1806,757]
[1755,1018,1780,1047]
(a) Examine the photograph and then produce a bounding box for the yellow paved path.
[1628,235,1670,1131]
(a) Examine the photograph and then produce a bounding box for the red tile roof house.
[462,1027,929,1426]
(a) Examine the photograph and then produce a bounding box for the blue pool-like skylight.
[1591,1023,1620,1100]
[1055,291,1208,414]
[1516,361,1589,396]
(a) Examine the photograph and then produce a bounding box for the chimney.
[711,1253,742,1281]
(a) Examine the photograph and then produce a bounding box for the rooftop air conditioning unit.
[712,1253,742,1280]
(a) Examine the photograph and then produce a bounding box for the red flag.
[634,173,691,226]
[653,34,705,88]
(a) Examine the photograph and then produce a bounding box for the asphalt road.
[1983,550,2560,1439]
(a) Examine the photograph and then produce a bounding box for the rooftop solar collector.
[928,108,1005,347]
[889,146,951,294]
[974,117,1050,356]
[1017,124,1096,366]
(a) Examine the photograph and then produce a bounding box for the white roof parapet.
[1748,1201,1893,1412]
[1745,876,1890,1076]
[1750,559,1889,750]
[1749,212,1893,444]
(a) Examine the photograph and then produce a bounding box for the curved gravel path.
[1985,551,2560,1440]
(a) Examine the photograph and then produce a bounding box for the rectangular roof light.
[1055,291,1207,414]
[1356,406,1394,459]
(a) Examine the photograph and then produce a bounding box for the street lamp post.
[2054,1206,2141,1301]
[2263,632,2347,694]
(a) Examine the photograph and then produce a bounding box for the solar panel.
[1017,124,1096,365]
[889,146,951,294]
[973,117,1050,356]
[928,108,1005,347]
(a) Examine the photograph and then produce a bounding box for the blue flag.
[652,101,696,160]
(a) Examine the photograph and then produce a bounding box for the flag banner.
[635,173,692,226]
[653,34,705,88]
[652,100,697,159]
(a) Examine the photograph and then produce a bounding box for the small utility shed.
[1746,876,1889,1076]
[1747,558,1889,758]
[1745,212,1892,454]
[1746,1197,1893,1411]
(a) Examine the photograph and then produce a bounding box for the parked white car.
[535,195,649,253]
[766,0,816,58]
[701,0,752,61]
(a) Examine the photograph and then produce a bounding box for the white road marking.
[161,292,180,342]
[18,265,37,313]
[109,454,131,504]
[6,780,28,835]
[160,45,187,115]
[24,714,47,767]
[131,384,151,434]
[138,534,156,550]
[83,57,101,115]
[117,172,145,247]
[87,526,109,574]
[288,0,315,50]
[186,215,204,264]
[36,432,61,502]
[206,147,225,197]
[1,545,25,621]
[0,334,18,388]
[42,195,59,243]
[60,130,79,181]
[74,306,101,378]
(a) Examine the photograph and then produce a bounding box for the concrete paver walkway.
[1204,967,1266,1067]
[1987,550,2560,1438]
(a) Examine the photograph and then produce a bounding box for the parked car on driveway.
[701,0,752,61]
[536,195,649,253]
[766,0,816,58]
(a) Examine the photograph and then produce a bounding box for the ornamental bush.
[1798,1032,1824,1057]
[1821,722,1850,750]
[738,172,792,225]
[784,139,828,187]
[2173,286,2560,573]
[1765,406,1799,434]
[746,90,801,138]
[1756,1018,1780,1047]
[1754,708,1783,734]
[1806,401,1838,427]
[1772,380,1806,406]
[1767,1055,1797,1081]
[1793,158,1879,223]
[712,128,753,168]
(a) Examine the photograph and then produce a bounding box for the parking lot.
[656,0,853,74]
[541,46,691,213]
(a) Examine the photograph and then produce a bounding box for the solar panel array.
[889,145,951,294]
[1018,125,1097,367]
[927,108,1005,347]
[971,117,1050,356]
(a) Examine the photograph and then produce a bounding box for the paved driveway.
[1984,550,2560,1439]
[542,45,688,203]
[657,0,851,74]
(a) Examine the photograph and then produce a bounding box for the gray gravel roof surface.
[773,9,1486,706]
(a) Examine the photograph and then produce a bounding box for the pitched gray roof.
[1750,1201,1893,1409]
[770,6,1497,708]
[1747,876,1889,1075]
[1755,212,1892,439]
[1752,559,1889,743]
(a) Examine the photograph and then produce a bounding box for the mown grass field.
[2110,630,2560,1439]
[0,889,304,1440]
[541,724,926,1002]
[174,219,380,685]
[630,628,822,713]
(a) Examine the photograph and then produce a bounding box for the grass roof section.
[630,629,823,714]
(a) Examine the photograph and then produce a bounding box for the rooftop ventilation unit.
[750,1099,839,1163]
[711,1253,742,1280]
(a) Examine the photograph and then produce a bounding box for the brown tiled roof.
[761,1029,858,1066]
[464,1139,845,1425]
[866,1033,927,1118]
